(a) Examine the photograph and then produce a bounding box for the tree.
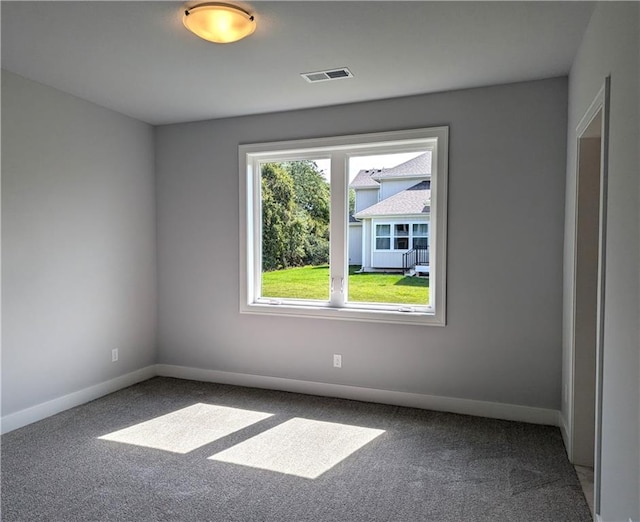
[261,163,306,270]
[283,161,330,224]
[349,188,356,217]
[283,161,330,266]
[261,161,331,270]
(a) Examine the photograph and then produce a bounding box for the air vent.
[301,67,354,83]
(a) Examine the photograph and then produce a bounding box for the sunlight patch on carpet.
[208,417,385,479]
[98,403,273,454]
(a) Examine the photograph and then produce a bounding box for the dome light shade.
[183,3,256,44]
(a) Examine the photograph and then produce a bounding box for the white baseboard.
[156,364,560,426]
[2,363,561,435]
[559,412,571,458]
[1,366,156,434]
[594,514,639,522]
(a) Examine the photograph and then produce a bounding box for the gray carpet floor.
[2,377,592,521]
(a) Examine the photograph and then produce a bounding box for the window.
[375,225,391,250]
[374,222,429,252]
[394,224,409,250]
[240,127,448,325]
[412,224,429,249]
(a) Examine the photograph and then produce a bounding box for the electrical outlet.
[112,349,118,362]
[333,354,342,368]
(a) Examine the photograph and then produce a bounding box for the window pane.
[347,152,431,307]
[413,223,428,235]
[413,237,428,249]
[376,224,390,236]
[376,237,390,250]
[395,224,409,236]
[260,160,330,301]
[394,237,409,250]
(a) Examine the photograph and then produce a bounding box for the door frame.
[568,76,610,516]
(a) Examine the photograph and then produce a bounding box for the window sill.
[240,301,445,326]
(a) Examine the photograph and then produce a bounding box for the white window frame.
[373,221,430,252]
[375,224,392,250]
[412,223,429,250]
[239,127,448,326]
[393,223,410,250]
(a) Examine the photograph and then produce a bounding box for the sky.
[314,151,424,182]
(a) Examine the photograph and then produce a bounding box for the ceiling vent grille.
[301,67,354,83]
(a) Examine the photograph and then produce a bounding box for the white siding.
[355,188,378,212]
[348,223,362,265]
[361,219,372,270]
[371,251,404,269]
[380,178,426,200]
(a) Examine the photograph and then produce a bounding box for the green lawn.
[262,265,429,305]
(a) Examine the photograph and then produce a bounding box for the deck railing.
[402,248,429,271]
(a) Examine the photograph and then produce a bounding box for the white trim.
[236,301,440,326]
[592,77,610,520]
[359,213,431,220]
[371,175,429,182]
[330,151,348,307]
[576,84,606,135]
[567,81,607,452]
[2,364,561,436]
[593,513,638,522]
[239,127,448,326]
[156,364,559,426]
[567,78,610,518]
[559,411,571,458]
[1,366,156,434]
[593,516,629,522]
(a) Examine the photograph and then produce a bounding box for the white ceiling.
[1,1,594,125]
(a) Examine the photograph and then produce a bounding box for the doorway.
[573,110,601,468]
[570,78,610,517]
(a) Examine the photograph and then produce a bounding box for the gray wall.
[156,78,567,410]
[2,72,157,415]
[562,3,640,520]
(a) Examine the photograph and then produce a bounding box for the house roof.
[354,181,431,218]
[350,170,381,188]
[349,152,431,190]
[372,152,431,180]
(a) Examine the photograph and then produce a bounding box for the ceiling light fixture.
[183,3,256,44]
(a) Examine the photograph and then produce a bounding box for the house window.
[240,127,448,326]
[375,225,391,250]
[412,223,429,249]
[374,223,429,252]
[394,224,410,250]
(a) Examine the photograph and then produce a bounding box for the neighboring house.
[349,152,431,272]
